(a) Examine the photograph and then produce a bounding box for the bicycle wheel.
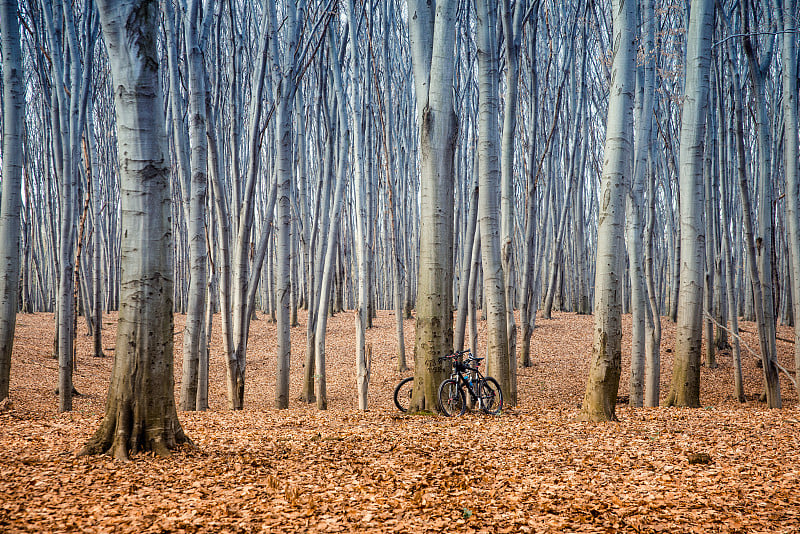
[438,379,466,417]
[478,377,503,415]
[393,377,414,412]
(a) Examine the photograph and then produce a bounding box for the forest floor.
[1,309,800,533]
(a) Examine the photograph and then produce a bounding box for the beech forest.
[1,0,800,532]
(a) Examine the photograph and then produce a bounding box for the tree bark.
[81,0,189,460]
[665,0,714,408]
[578,0,636,422]
[0,0,25,402]
[408,0,459,412]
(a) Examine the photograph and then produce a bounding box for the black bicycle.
[437,349,503,416]
[393,376,414,412]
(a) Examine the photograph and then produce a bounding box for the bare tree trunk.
[179,0,208,411]
[81,0,189,460]
[0,0,25,402]
[408,0,459,412]
[628,0,657,407]
[739,1,781,407]
[578,0,635,422]
[778,0,800,393]
[476,0,512,405]
[665,0,714,408]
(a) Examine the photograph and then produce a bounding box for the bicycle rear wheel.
[393,376,414,412]
[478,377,503,415]
[438,379,466,417]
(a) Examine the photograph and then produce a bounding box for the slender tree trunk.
[665,0,714,408]
[180,0,209,411]
[578,0,635,422]
[476,0,512,405]
[0,0,25,402]
[778,0,800,393]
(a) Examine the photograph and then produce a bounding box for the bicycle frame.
[443,352,485,405]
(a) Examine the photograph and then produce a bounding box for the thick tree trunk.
[578,0,635,422]
[408,0,459,412]
[81,0,189,460]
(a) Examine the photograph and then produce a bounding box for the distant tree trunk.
[0,0,25,402]
[81,0,189,460]
[665,0,714,408]
[347,0,370,411]
[578,0,635,422]
[408,0,459,412]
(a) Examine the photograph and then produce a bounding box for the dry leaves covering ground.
[1,310,800,533]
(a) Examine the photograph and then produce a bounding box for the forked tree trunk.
[578,0,635,422]
[0,0,25,402]
[665,0,714,408]
[80,0,189,460]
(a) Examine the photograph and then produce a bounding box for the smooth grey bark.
[454,158,479,353]
[665,0,714,408]
[179,0,209,411]
[578,0,635,422]
[627,0,657,407]
[81,0,189,460]
[265,0,300,410]
[476,0,512,405]
[740,1,781,408]
[0,0,25,402]
[314,27,350,410]
[408,0,459,412]
[778,0,800,393]
[499,0,527,391]
[346,0,370,411]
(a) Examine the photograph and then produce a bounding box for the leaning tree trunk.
[408,0,459,412]
[80,0,190,461]
[0,0,25,402]
[665,0,714,408]
[578,0,636,422]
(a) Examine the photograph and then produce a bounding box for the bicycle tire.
[438,379,466,417]
[478,377,503,415]
[393,376,414,412]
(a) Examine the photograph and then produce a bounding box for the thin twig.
[703,310,797,389]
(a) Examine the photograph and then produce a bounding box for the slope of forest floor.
[1,310,799,533]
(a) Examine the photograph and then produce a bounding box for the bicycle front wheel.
[478,377,503,415]
[393,376,414,412]
[438,379,466,417]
